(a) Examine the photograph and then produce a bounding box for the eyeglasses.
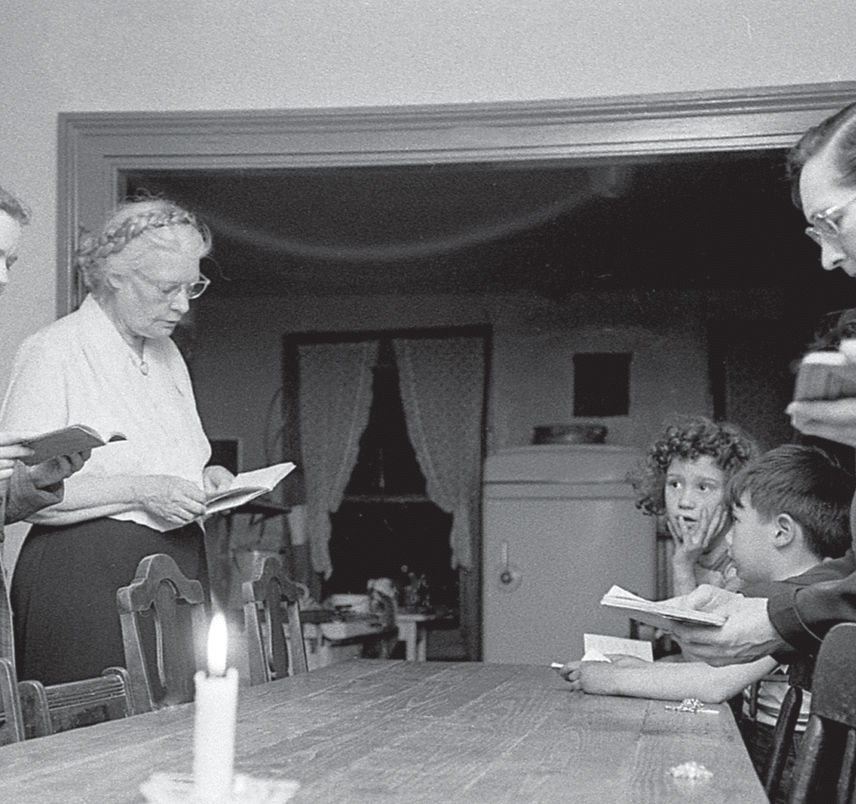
[805,191,856,246]
[131,268,210,300]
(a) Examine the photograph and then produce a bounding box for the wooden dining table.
[0,659,767,804]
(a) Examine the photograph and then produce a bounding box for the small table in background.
[396,609,450,661]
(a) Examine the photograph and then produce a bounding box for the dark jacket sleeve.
[766,552,856,655]
[3,462,63,525]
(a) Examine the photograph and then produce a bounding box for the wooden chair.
[17,666,134,739]
[0,657,24,745]
[788,622,856,804]
[116,553,208,713]
[242,556,308,684]
[758,658,814,804]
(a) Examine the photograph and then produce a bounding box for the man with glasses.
[0,198,236,687]
[667,101,856,671]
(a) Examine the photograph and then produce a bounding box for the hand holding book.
[788,339,856,448]
[600,585,726,631]
[19,424,127,465]
[205,462,296,515]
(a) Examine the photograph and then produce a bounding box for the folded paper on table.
[794,342,856,402]
[21,424,127,465]
[600,585,726,630]
[582,632,653,663]
[205,462,296,515]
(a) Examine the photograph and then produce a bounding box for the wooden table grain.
[0,660,767,804]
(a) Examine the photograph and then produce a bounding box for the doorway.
[282,325,490,660]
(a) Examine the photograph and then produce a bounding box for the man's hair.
[725,444,854,560]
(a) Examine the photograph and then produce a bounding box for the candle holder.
[140,772,300,804]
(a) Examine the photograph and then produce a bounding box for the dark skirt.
[11,518,208,686]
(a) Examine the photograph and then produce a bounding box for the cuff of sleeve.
[767,584,823,656]
[9,463,64,507]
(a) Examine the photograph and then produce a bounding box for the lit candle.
[194,611,239,803]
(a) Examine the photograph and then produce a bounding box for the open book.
[205,462,296,515]
[582,633,654,663]
[21,424,127,465]
[600,585,726,630]
[794,341,856,402]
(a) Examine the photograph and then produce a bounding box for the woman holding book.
[0,196,234,685]
[0,183,90,665]
[671,101,856,667]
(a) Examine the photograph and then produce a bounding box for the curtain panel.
[393,336,485,570]
[298,340,378,577]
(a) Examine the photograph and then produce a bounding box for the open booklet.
[205,462,296,515]
[600,585,725,630]
[20,424,127,465]
[793,340,856,402]
[581,633,654,663]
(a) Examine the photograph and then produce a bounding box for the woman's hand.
[27,449,91,489]
[202,464,235,496]
[0,432,36,482]
[136,475,208,526]
[786,398,856,447]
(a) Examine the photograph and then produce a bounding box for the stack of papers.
[600,585,725,630]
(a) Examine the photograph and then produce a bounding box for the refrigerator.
[482,444,656,664]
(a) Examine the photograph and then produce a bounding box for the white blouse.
[0,295,210,531]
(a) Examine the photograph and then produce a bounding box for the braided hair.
[76,198,211,294]
[0,183,31,225]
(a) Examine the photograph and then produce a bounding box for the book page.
[205,462,296,514]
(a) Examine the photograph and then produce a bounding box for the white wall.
[2,1,856,390]
[190,289,716,481]
[2,1,854,572]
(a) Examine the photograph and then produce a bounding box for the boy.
[558,444,853,793]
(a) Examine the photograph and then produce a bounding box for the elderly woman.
[0,183,90,665]
[0,197,234,685]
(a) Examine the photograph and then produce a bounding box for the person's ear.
[773,513,797,548]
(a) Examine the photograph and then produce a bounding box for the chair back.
[17,666,135,739]
[116,553,208,712]
[788,622,856,804]
[0,658,24,745]
[242,556,308,684]
[761,657,814,803]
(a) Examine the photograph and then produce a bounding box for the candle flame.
[207,611,228,677]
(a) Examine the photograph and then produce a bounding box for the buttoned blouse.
[0,294,210,532]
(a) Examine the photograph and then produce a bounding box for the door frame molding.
[58,81,856,314]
